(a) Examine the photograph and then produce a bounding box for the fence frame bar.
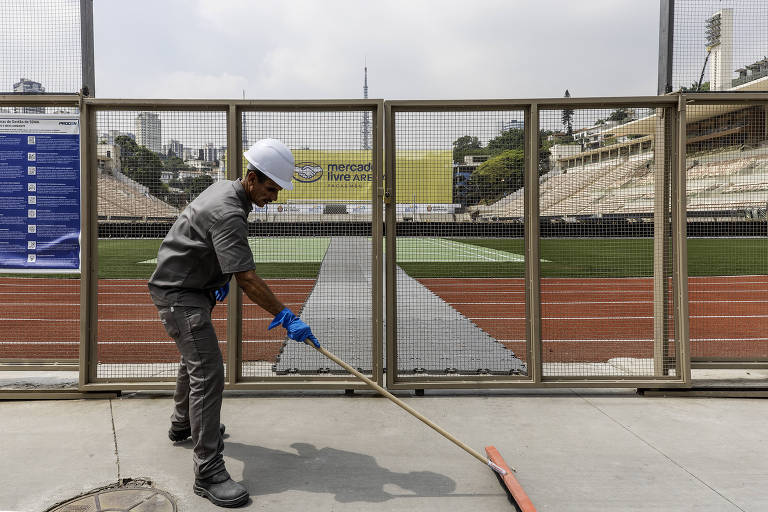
[673,95,692,384]
[226,104,243,385]
[525,103,542,384]
[80,99,99,387]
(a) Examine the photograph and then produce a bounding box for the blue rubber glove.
[268,307,320,347]
[214,282,229,302]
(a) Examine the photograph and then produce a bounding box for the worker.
[148,138,319,508]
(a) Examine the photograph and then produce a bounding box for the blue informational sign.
[0,115,80,273]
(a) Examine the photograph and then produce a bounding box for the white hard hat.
[243,138,295,190]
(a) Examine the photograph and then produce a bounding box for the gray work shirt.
[148,179,255,308]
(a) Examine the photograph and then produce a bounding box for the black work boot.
[169,423,225,442]
[194,471,248,507]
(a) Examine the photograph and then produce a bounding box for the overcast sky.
[92,0,662,100]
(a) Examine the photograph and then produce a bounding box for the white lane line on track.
[422,282,768,288]
[0,292,310,296]
[0,339,282,344]
[0,316,288,322]
[446,300,768,305]
[0,303,311,306]
[5,289,767,296]
[499,338,768,342]
[7,337,765,345]
[469,314,768,320]
[432,289,768,294]
[4,311,766,322]
[0,283,313,288]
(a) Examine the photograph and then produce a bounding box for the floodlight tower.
[360,64,371,150]
[706,9,733,91]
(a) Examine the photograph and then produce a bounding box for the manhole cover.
[47,480,176,512]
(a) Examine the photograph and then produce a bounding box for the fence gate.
[683,93,768,370]
[385,98,690,389]
[78,99,384,391]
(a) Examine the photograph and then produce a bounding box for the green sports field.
[92,237,768,279]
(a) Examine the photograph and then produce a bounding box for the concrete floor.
[1,389,767,512]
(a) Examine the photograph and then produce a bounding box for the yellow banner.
[243,149,453,204]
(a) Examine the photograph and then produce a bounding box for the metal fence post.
[384,102,397,389]
[673,95,691,384]
[80,0,95,97]
[525,103,542,383]
[226,103,242,385]
[653,107,671,375]
[79,99,98,387]
[372,101,385,386]
[658,0,674,95]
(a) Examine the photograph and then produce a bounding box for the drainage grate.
[46,479,176,512]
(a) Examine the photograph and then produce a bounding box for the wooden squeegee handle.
[306,341,510,473]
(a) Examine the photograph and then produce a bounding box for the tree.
[163,155,187,172]
[608,108,629,122]
[452,135,482,164]
[184,174,214,198]
[562,89,574,136]
[680,81,710,92]
[466,149,525,204]
[486,128,525,155]
[114,135,165,194]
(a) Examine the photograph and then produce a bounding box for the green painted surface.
[8,236,763,279]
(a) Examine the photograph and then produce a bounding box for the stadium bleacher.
[93,148,767,226]
[476,149,768,220]
[98,172,179,220]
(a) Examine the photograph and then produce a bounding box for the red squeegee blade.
[485,445,537,512]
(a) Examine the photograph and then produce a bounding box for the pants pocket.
[158,307,180,339]
[184,307,221,362]
[184,307,209,334]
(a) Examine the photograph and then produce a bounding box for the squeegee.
[305,340,536,511]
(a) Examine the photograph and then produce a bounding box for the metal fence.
[1,93,767,391]
[77,100,383,390]
[684,93,768,368]
[0,0,93,96]
[385,98,688,389]
[0,96,82,373]
[661,0,768,94]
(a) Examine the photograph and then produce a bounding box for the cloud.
[139,71,250,99]
[91,0,660,99]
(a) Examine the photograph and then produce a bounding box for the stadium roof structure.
[601,78,768,139]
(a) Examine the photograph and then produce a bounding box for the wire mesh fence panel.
[685,99,768,363]
[241,109,376,378]
[390,109,528,379]
[0,104,81,368]
[538,105,676,377]
[94,109,228,380]
[671,1,768,93]
[1,0,82,94]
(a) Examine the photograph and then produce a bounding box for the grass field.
[400,237,767,278]
[5,236,765,279]
[97,238,328,279]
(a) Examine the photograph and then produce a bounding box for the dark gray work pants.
[157,304,226,480]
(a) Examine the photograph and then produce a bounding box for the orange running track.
[0,276,766,364]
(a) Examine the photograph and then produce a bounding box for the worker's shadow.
[184,441,456,503]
